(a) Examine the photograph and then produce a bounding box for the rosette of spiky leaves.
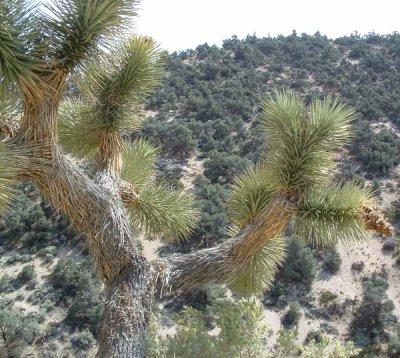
[79,36,162,131]
[58,37,162,159]
[121,139,158,190]
[261,91,355,193]
[227,236,286,296]
[224,92,363,296]
[42,0,139,72]
[0,0,41,94]
[294,182,373,247]
[128,184,197,241]
[228,164,276,229]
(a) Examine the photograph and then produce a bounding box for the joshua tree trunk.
[16,97,155,356]
[22,148,155,357]
[97,263,154,357]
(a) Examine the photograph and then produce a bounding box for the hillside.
[1,32,399,357]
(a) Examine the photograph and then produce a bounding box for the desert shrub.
[164,289,210,313]
[282,302,301,328]
[23,216,53,249]
[351,261,365,272]
[147,298,266,357]
[0,307,40,355]
[387,199,400,224]
[70,329,96,350]
[320,322,340,336]
[352,123,400,177]
[282,238,317,288]
[37,245,58,258]
[388,335,400,357]
[382,239,397,251]
[305,330,324,344]
[40,342,61,358]
[394,248,400,265]
[203,151,250,184]
[17,264,36,284]
[320,290,338,305]
[264,239,317,305]
[0,275,14,293]
[387,324,400,357]
[66,289,103,335]
[188,180,229,245]
[322,248,342,274]
[5,253,31,265]
[0,191,53,248]
[50,258,96,297]
[351,271,397,347]
[264,281,287,306]
[272,329,360,357]
[142,120,196,157]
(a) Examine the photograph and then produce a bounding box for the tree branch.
[156,195,294,294]
[154,195,393,295]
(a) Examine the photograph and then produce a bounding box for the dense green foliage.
[0,186,102,355]
[148,298,266,357]
[264,238,317,307]
[0,304,40,356]
[282,301,302,328]
[351,271,399,354]
[282,238,317,287]
[148,298,361,358]
[322,248,342,274]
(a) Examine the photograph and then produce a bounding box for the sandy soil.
[142,236,165,262]
[261,236,400,346]
[179,154,204,191]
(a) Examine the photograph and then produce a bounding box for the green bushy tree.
[147,298,266,358]
[351,271,398,349]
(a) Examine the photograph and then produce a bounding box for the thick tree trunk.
[18,104,155,357]
[97,264,155,357]
[24,152,155,357]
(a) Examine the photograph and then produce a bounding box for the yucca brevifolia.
[0,0,195,356]
[0,0,392,356]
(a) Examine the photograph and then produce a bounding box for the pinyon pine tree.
[0,0,392,356]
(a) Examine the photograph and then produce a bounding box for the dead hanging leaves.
[359,203,393,236]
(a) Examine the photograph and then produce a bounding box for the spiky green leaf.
[121,140,158,190]
[261,91,356,192]
[228,236,287,296]
[58,37,162,155]
[227,164,276,227]
[79,36,162,131]
[295,182,373,246]
[0,0,40,91]
[128,184,198,241]
[43,0,138,71]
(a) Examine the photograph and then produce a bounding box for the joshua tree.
[0,0,392,356]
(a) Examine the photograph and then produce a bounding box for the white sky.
[135,0,400,52]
